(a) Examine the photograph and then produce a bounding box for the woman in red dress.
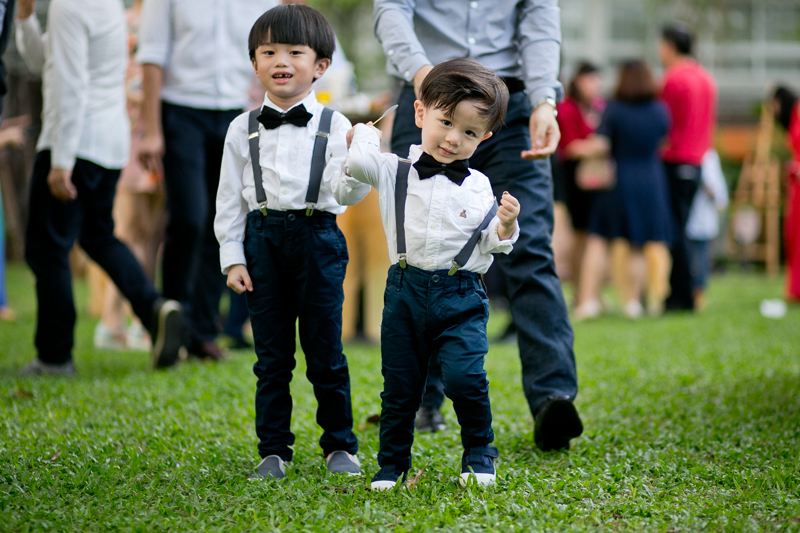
[773,87,800,302]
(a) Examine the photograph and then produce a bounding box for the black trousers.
[244,210,358,461]
[663,162,701,311]
[379,264,493,472]
[161,102,241,345]
[25,151,159,364]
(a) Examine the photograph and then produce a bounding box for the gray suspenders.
[394,159,499,276]
[247,106,334,217]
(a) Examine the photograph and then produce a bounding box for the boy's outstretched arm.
[329,122,386,203]
[324,113,371,206]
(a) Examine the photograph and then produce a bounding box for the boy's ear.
[313,58,332,80]
[251,57,258,74]
[482,131,493,141]
[414,100,425,129]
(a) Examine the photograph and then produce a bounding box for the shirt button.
[281,187,288,194]
[430,223,437,229]
[470,1,478,8]
[404,71,411,80]
[388,49,394,56]
[468,37,476,45]
[426,259,433,265]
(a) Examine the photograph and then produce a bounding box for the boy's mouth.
[438,146,456,157]
[272,72,293,84]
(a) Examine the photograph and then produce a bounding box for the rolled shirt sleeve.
[518,0,563,106]
[136,0,172,67]
[373,0,432,83]
[48,1,89,170]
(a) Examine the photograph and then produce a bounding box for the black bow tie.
[413,153,470,186]
[257,104,313,130]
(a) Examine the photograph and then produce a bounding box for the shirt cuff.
[528,86,558,109]
[484,216,519,254]
[219,241,246,275]
[351,123,381,146]
[135,44,169,67]
[397,53,432,83]
[50,150,76,171]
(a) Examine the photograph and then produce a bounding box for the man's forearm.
[141,63,163,135]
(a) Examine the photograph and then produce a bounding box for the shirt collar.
[262,90,320,114]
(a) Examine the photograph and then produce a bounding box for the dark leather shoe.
[188,341,225,361]
[415,405,446,433]
[534,396,583,451]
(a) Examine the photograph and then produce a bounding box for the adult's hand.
[47,167,77,202]
[138,130,164,174]
[17,0,36,19]
[413,65,434,99]
[521,104,560,160]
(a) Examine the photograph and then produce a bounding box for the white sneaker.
[573,300,602,322]
[624,300,644,319]
[126,322,152,351]
[93,322,127,350]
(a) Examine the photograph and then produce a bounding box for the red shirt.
[660,60,718,166]
[556,98,594,160]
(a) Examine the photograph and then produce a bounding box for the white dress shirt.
[137,0,278,110]
[330,125,519,274]
[215,91,368,274]
[15,0,129,170]
[687,149,730,241]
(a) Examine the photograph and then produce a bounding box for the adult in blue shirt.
[374,0,582,451]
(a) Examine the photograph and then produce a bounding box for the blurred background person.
[93,0,165,351]
[556,61,604,299]
[571,60,672,319]
[686,149,728,311]
[773,86,800,303]
[0,0,16,321]
[136,0,277,360]
[659,23,717,312]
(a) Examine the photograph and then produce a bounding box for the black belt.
[501,77,525,94]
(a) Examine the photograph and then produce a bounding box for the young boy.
[331,58,521,489]
[214,5,370,479]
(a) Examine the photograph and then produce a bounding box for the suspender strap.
[394,158,412,268]
[248,109,269,216]
[448,202,498,276]
[304,107,334,216]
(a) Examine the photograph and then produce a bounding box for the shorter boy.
[214,5,370,479]
[331,58,520,489]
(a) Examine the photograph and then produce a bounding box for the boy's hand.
[346,122,382,149]
[497,191,520,241]
[227,264,253,294]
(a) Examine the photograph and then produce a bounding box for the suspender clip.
[248,132,259,140]
[398,253,407,269]
[259,202,268,216]
[305,204,315,217]
[315,131,330,139]
[447,261,460,276]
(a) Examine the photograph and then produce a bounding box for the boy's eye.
[263,50,274,56]
[441,120,452,127]
[465,130,476,137]
[290,50,302,55]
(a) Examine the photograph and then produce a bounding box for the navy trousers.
[379,264,493,471]
[161,102,240,345]
[243,209,358,461]
[392,86,578,415]
[25,151,159,364]
[663,162,701,311]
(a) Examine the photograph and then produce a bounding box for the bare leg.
[575,235,608,319]
[644,242,671,316]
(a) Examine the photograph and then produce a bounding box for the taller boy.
[215,5,368,479]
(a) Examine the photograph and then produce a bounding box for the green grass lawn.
[1,262,799,532]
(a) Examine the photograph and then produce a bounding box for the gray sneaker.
[326,451,360,475]
[249,455,286,480]
[17,359,76,377]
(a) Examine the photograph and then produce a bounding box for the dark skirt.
[588,158,673,245]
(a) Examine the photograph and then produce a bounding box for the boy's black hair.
[662,23,693,56]
[418,58,509,133]
[248,5,335,62]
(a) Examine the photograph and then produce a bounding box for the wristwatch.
[533,96,558,117]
